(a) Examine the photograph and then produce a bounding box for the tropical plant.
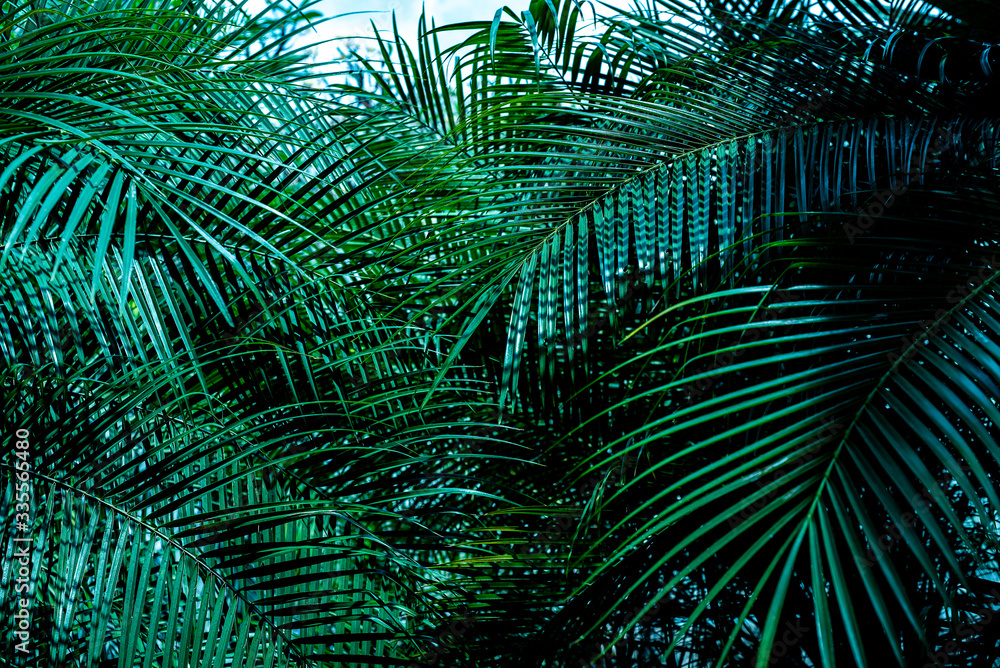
[3,0,1000,666]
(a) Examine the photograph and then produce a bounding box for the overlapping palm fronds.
[4,0,1000,666]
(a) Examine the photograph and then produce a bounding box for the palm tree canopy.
[3,0,1000,666]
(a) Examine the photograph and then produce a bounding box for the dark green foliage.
[4,0,1000,666]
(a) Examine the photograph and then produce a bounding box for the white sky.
[275,0,529,65]
[314,0,522,39]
